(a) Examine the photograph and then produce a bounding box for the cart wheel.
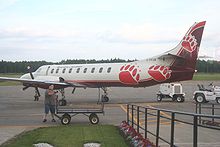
[172,96,176,102]
[61,113,71,125]
[195,94,205,103]
[216,97,220,104]
[176,96,184,103]
[157,95,162,102]
[89,113,99,124]
[59,99,67,106]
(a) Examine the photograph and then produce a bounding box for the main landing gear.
[98,87,109,103]
[34,92,39,101]
[33,86,110,105]
[58,88,67,106]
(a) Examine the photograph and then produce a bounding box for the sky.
[0,0,220,62]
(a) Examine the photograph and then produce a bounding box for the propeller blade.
[72,87,76,94]
[23,86,30,91]
[27,66,34,79]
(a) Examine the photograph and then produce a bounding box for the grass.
[193,73,220,81]
[0,73,22,86]
[1,125,127,147]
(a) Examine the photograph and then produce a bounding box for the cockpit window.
[36,68,42,73]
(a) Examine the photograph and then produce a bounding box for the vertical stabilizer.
[167,21,206,81]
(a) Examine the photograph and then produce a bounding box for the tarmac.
[0,81,220,146]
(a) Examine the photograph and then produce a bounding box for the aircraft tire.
[59,99,67,106]
[61,113,71,125]
[89,113,99,124]
[104,96,109,102]
[101,96,109,102]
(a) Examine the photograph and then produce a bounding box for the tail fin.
[168,21,206,81]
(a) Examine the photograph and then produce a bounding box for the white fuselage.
[21,56,174,87]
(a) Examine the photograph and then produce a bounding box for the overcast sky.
[0,0,220,62]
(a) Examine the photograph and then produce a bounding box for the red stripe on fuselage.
[66,79,155,87]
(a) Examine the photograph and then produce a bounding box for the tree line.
[0,59,132,73]
[0,59,219,73]
[196,60,220,73]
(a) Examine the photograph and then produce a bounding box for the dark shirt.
[45,90,56,105]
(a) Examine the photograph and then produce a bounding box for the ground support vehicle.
[194,84,220,104]
[157,83,185,102]
[54,102,104,125]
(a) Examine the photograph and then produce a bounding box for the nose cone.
[20,73,31,79]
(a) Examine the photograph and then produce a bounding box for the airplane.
[0,21,206,105]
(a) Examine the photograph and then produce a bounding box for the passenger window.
[69,68,72,73]
[76,68,80,73]
[56,68,59,73]
[51,69,54,74]
[107,67,111,73]
[91,68,95,73]
[83,68,87,73]
[99,67,103,73]
[62,68,66,73]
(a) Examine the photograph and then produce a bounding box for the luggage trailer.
[54,102,104,125]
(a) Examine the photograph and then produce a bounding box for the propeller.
[27,66,41,98]
[72,87,76,94]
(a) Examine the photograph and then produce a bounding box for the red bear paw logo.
[148,65,171,82]
[181,35,197,52]
[119,64,140,84]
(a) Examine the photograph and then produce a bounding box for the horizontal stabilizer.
[158,53,185,60]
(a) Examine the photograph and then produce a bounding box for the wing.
[0,77,86,89]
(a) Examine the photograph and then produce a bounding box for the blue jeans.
[45,104,55,114]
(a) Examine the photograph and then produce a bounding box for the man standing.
[43,85,57,122]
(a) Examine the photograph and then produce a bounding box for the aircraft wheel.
[59,99,67,106]
[176,96,184,103]
[216,97,220,104]
[89,113,99,124]
[157,95,162,102]
[61,113,71,125]
[101,96,109,102]
[195,94,205,103]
